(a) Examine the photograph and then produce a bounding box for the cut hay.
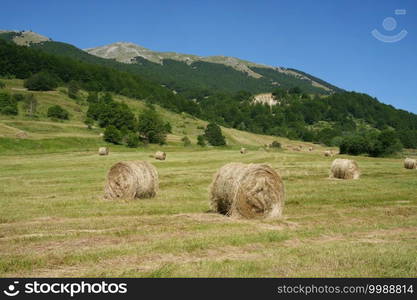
[104,161,158,200]
[209,163,285,219]
[154,151,166,160]
[240,147,247,154]
[330,158,360,179]
[98,147,109,156]
[404,158,417,169]
[324,150,332,157]
[15,131,28,139]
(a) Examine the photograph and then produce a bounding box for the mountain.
[85,42,341,94]
[0,30,342,95]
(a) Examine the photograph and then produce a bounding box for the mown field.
[0,147,416,277]
[0,79,416,277]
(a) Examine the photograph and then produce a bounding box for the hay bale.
[324,150,332,157]
[99,133,104,137]
[240,147,247,154]
[209,163,285,219]
[104,161,158,200]
[308,147,313,152]
[404,158,417,169]
[15,131,28,139]
[330,158,360,179]
[154,151,166,160]
[98,147,109,156]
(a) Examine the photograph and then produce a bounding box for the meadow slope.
[0,80,416,277]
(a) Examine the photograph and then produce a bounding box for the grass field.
[0,80,416,277]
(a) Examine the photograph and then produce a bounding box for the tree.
[197,135,206,147]
[164,122,172,134]
[22,93,37,117]
[137,108,167,144]
[47,105,69,120]
[204,123,226,146]
[68,80,80,99]
[182,136,191,147]
[84,117,94,129]
[24,71,59,91]
[104,125,122,144]
[126,132,140,148]
[0,92,18,115]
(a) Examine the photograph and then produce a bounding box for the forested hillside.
[1,36,417,154]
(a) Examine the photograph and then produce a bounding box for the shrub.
[126,132,140,148]
[24,71,59,91]
[270,141,281,148]
[0,81,5,88]
[104,125,122,144]
[68,80,80,99]
[12,93,24,102]
[204,123,226,146]
[182,136,191,147]
[0,92,18,115]
[47,105,69,120]
[197,135,206,147]
[84,117,94,129]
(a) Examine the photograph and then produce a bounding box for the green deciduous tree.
[47,105,69,120]
[204,123,226,146]
[137,108,167,145]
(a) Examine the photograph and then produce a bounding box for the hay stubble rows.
[1,149,417,277]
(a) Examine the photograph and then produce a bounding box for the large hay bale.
[154,151,166,160]
[209,163,285,219]
[104,161,158,200]
[98,147,109,156]
[330,158,360,179]
[15,131,28,139]
[404,158,417,169]
[324,150,332,157]
[240,147,247,154]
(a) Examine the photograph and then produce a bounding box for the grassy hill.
[0,79,318,155]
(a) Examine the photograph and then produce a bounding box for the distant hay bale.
[324,150,332,157]
[240,147,247,154]
[99,133,104,137]
[330,158,360,180]
[209,163,285,219]
[308,147,313,152]
[154,151,166,160]
[404,158,417,169]
[98,147,109,156]
[104,161,158,200]
[15,131,28,139]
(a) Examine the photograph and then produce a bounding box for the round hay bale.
[99,133,104,137]
[404,158,417,169]
[154,151,166,161]
[240,147,247,154]
[15,131,28,139]
[308,147,313,152]
[98,147,109,156]
[324,150,332,157]
[330,158,360,179]
[209,163,285,219]
[104,161,158,200]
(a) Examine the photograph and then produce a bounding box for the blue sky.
[1,0,416,112]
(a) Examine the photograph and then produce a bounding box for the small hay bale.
[98,147,109,156]
[404,158,417,169]
[154,151,166,160]
[324,150,332,157]
[104,161,158,200]
[209,163,285,219]
[308,147,313,152]
[99,133,104,137]
[240,147,247,154]
[330,158,360,180]
[15,131,28,139]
